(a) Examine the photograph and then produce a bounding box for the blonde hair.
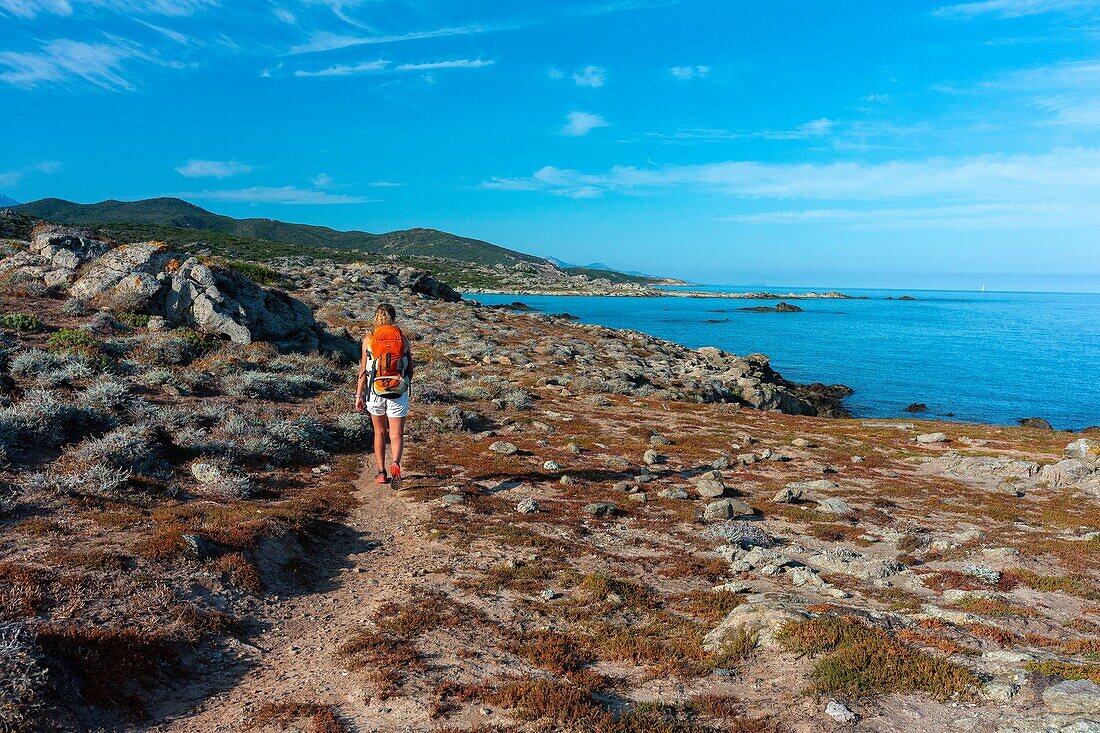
[374,303,396,326]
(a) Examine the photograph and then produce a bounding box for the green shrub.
[47,328,97,356]
[776,616,979,699]
[0,313,43,332]
[225,261,281,286]
[116,311,151,328]
[171,327,212,353]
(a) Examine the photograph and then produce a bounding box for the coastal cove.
[473,287,1100,431]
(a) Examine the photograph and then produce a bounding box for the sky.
[1,0,1099,290]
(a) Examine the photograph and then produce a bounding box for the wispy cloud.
[483,148,1100,204]
[561,110,609,137]
[293,57,493,77]
[573,65,606,87]
[670,65,709,80]
[0,38,143,89]
[180,185,375,204]
[0,160,62,187]
[289,23,511,55]
[394,58,494,71]
[175,159,255,178]
[934,0,1097,17]
[647,118,837,142]
[724,202,1100,230]
[0,0,215,17]
[294,59,389,77]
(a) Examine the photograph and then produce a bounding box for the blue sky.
[1,0,1099,290]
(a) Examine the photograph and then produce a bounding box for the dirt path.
[150,463,451,733]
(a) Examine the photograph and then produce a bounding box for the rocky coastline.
[1,225,1098,733]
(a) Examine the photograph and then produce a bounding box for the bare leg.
[372,414,389,473]
[388,416,406,467]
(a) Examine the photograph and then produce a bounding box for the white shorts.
[367,390,409,418]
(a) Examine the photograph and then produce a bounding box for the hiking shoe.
[375,471,389,485]
[390,463,401,480]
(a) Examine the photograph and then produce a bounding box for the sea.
[472,286,1100,431]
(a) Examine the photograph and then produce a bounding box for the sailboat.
[981,284,986,294]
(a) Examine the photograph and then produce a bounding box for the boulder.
[772,484,803,504]
[516,498,539,514]
[704,498,754,520]
[703,600,805,652]
[1066,438,1099,462]
[583,502,617,518]
[917,432,949,444]
[817,497,853,515]
[1043,679,1100,716]
[1041,459,1095,488]
[695,478,726,498]
[824,701,857,723]
[1018,417,1054,430]
[489,441,518,455]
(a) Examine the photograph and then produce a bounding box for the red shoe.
[375,471,389,485]
[389,463,401,480]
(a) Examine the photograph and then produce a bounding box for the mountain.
[13,197,547,268]
[0,194,19,207]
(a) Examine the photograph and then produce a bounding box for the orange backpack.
[369,325,409,398]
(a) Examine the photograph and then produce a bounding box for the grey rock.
[649,432,671,446]
[711,456,730,470]
[695,478,726,498]
[1042,459,1095,487]
[917,432,949,444]
[181,533,215,560]
[703,600,805,652]
[704,498,754,520]
[791,437,813,448]
[657,488,688,500]
[1044,679,1100,715]
[628,492,647,502]
[817,497,853,515]
[516,498,539,514]
[772,484,804,503]
[539,589,558,601]
[643,449,659,465]
[584,502,617,517]
[1066,438,1099,462]
[824,700,857,723]
[442,493,466,505]
[702,521,774,548]
[489,441,518,455]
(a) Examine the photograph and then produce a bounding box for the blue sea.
[472,287,1100,431]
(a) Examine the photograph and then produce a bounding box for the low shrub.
[0,622,48,732]
[10,349,94,387]
[47,328,98,356]
[776,615,979,699]
[225,261,282,286]
[0,313,42,333]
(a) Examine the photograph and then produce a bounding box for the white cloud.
[758,117,835,140]
[274,7,296,24]
[0,0,214,16]
[176,159,255,178]
[368,181,402,187]
[0,39,140,89]
[180,186,374,204]
[294,59,389,77]
[289,23,510,55]
[547,67,564,80]
[394,58,494,71]
[670,65,709,80]
[0,0,71,16]
[724,202,1100,230]
[572,65,606,88]
[482,148,1100,204]
[310,172,334,187]
[0,160,62,187]
[935,0,1096,17]
[561,110,609,137]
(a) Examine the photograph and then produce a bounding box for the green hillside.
[13,197,547,267]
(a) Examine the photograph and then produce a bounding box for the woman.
[355,303,413,485]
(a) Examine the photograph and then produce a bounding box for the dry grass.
[1025,660,1100,684]
[248,701,349,733]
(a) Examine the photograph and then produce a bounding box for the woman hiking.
[355,303,413,485]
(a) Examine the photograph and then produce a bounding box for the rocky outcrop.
[1,226,317,346]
